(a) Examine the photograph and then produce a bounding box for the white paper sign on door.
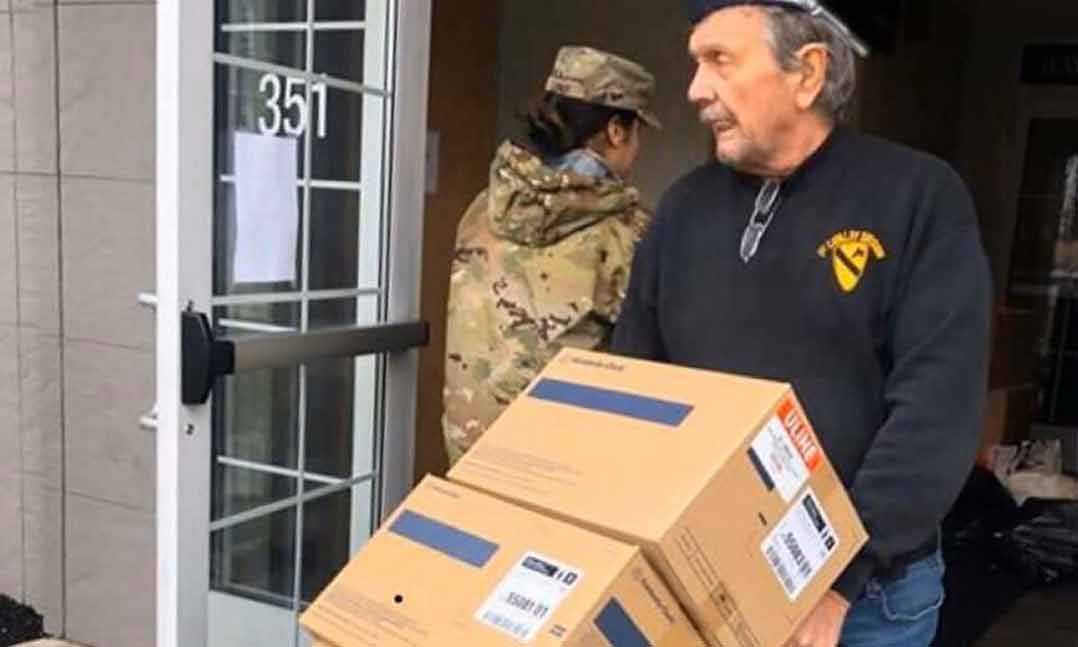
[233,132,299,284]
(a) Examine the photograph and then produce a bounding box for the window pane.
[214,366,301,470]
[302,356,379,481]
[211,507,297,606]
[217,30,306,70]
[314,30,365,84]
[314,1,366,21]
[214,303,302,336]
[217,0,306,26]
[214,64,308,178]
[309,190,359,290]
[212,465,297,522]
[309,295,378,329]
[300,481,374,604]
[310,87,366,183]
[304,358,355,479]
[213,179,304,296]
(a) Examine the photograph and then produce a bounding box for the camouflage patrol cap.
[545,46,662,129]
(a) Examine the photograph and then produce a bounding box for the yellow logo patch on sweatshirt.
[817,231,887,293]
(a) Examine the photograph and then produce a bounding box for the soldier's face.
[688,7,804,174]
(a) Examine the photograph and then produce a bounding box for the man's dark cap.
[686,0,870,57]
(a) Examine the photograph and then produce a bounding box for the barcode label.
[765,545,797,596]
[783,531,813,579]
[760,488,839,601]
[482,609,532,640]
[505,592,551,620]
[476,551,582,643]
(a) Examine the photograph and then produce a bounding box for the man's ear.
[793,43,828,111]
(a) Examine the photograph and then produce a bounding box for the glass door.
[154,2,431,646]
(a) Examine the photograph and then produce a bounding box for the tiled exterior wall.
[0,1,155,645]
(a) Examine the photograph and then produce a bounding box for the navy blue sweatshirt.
[612,127,992,601]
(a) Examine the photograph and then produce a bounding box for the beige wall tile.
[0,11,15,172]
[18,329,61,482]
[22,471,63,635]
[61,177,154,350]
[16,174,59,333]
[13,3,56,174]
[58,4,154,181]
[0,174,15,326]
[65,493,155,647]
[64,339,154,511]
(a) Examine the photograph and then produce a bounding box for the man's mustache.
[699,105,735,126]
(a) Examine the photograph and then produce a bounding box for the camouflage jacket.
[443,141,650,464]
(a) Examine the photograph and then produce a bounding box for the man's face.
[688,7,804,172]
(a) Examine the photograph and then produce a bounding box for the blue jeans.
[839,552,945,647]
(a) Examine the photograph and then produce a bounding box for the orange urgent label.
[778,400,822,472]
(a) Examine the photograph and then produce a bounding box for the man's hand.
[785,591,851,647]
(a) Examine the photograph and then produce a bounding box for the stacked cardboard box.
[301,476,704,646]
[449,349,867,647]
[304,349,868,647]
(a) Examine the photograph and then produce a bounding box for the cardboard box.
[300,475,704,647]
[449,349,868,647]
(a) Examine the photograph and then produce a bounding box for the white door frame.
[380,0,432,517]
[154,3,431,646]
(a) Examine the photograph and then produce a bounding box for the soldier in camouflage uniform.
[443,46,661,464]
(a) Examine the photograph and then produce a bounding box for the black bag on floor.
[1003,499,1078,585]
[935,467,1030,647]
[0,594,45,647]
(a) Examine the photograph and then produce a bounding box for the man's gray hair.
[763,7,858,122]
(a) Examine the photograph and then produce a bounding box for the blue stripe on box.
[528,378,693,427]
[389,511,498,568]
[595,598,651,647]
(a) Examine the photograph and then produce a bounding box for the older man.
[612,2,991,646]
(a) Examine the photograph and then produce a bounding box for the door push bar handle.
[182,311,236,405]
[181,310,430,405]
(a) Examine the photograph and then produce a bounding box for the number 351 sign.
[258,73,328,139]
